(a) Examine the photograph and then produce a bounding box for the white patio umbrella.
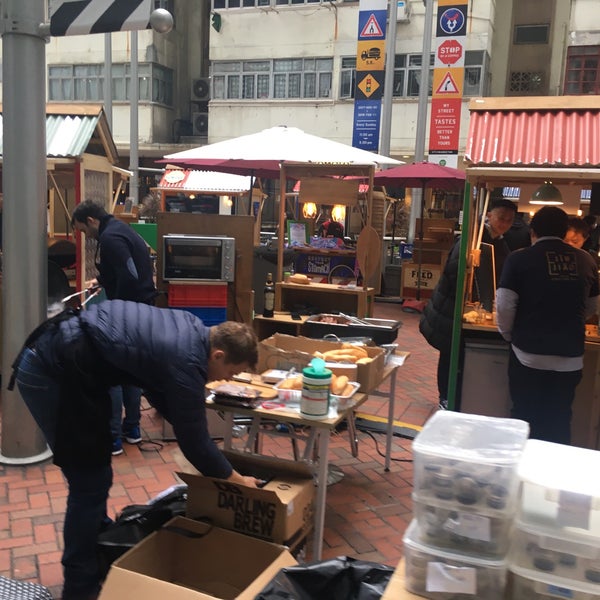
[160,126,402,282]
[160,125,402,178]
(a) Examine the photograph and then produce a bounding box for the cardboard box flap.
[100,516,297,600]
[223,449,314,480]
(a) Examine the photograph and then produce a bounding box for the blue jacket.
[35,300,231,477]
[96,215,156,303]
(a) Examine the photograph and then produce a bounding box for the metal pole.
[129,30,139,205]
[380,0,398,156]
[408,0,434,242]
[104,32,112,129]
[0,0,52,463]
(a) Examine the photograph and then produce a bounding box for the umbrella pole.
[416,183,426,301]
[248,171,255,215]
[277,163,287,283]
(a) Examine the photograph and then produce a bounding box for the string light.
[302,202,317,219]
[331,204,346,222]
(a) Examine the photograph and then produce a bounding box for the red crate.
[168,283,228,307]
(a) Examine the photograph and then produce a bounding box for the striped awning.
[158,169,252,194]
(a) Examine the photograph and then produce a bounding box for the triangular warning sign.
[360,14,383,38]
[435,72,459,94]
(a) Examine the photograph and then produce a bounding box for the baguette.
[341,383,354,397]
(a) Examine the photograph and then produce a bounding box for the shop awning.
[465,96,600,169]
[157,168,252,194]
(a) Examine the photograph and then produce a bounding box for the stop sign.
[437,39,463,65]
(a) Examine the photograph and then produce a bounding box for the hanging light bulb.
[331,204,346,223]
[529,181,563,205]
[302,202,317,219]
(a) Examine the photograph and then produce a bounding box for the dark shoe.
[123,425,142,444]
[438,399,448,410]
[111,438,123,456]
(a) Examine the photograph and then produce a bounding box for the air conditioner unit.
[191,78,210,102]
[396,0,411,22]
[192,112,209,136]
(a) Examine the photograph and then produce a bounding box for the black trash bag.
[97,485,187,578]
[254,555,394,600]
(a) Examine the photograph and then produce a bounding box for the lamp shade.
[530,182,563,205]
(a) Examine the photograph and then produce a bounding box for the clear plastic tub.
[412,412,529,510]
[403,519,508,599]
[510,519,600,586]
[518,440,600,539]
[412,493,514,558]
[511,564,600,599]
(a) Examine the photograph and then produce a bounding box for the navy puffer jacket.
[36,300,232,477]
[419,240,461,352]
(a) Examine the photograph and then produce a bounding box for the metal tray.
[304,314,402,345]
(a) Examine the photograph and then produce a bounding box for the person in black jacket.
[11,300,261,600]
[497,207,599,444]
[72,200,157,455]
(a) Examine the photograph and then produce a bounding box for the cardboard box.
[257,333,385,393]
[99,516,296,600]
[177,451,315,549]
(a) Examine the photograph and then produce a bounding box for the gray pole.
[104,32,112,129]
[0,0,52,463]
[129,30,139,205]
[380,0,398,157]
[408,0,434,242]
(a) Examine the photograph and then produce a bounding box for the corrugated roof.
[0,104,118,162]
[158,169,252,193]
[465,96,600,168]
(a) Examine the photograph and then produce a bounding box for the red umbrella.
[374,161,466,301]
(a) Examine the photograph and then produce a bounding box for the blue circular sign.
[440,8,466,35]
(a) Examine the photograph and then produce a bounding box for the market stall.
[451,96,600,449]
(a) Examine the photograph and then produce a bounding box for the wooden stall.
[452,96,600,449]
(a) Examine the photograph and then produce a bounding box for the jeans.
[15,348,113,599]
[109,385,142,438]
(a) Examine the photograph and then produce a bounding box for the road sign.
[360,13,384,38]
[437,39,463,66]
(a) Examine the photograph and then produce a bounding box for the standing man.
[496,206,599,444]
[71,200,157,454]
[10,300,261,600]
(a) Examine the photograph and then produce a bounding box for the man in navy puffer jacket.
[11,300,260,600]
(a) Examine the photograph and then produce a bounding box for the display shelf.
[274,281,374,318]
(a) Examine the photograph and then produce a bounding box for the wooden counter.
[274,281,374,318]
[253,312,309,340]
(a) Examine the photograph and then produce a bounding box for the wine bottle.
[263,272,275,318]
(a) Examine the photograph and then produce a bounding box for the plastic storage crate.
[403,519,508,599]
[510,565,600,600]
[412,412,529,514]
[168,283,228,307]
[518,439,600,540]
[173,306,227,326]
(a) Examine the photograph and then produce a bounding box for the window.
[564,46,600,95]
[514,24,549,45]
[509,71,544,93]
[464,50,488,96]
[340,57,356,98]
[392,53,433,97]
[212,58,333,99]
[48,63,174,105]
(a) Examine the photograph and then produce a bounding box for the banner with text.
[352,0,387,151]
[428,0,468,168]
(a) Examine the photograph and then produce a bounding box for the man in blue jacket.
[11,300,261,600]
[496,206,599,444]
[72,200,157,455]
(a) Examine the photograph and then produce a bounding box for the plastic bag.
[254,555,394,600]
[97,485,187,577]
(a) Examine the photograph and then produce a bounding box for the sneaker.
[111,438,123,456]
[438,399,448,410]
[123,425,142,444]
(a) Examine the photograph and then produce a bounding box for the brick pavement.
[0,302,439,598]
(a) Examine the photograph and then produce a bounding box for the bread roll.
[356,357,372,365]
[331,375,348,395]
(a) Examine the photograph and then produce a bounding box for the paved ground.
[0,301,440,598]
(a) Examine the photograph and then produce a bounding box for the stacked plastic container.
[404,411,529,599]
[510,439,600,599]
[167,283,228,326]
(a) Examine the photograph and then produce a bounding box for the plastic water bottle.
[301,358,332,420]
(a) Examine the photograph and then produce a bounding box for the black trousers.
[508,349,582,445]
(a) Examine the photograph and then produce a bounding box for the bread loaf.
[289,273,310,284]
[331,375,348,395]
